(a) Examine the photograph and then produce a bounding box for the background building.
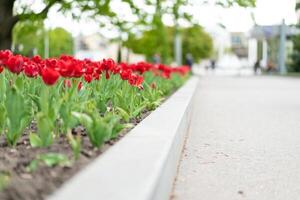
[231,32,249,58]
[250,24,298,69]
[74,33,144,62]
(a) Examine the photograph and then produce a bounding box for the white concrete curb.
[48,76,199,200]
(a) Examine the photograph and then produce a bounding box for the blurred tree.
[128,0,190,63]
[107,17,136,63]
[125,25,213,63]
[180,25,213,63]
[215,0,256,7]
[13,20,45,56]
[152,0,170,64]
[0,0,134,50]
[48,28,73,57]
[1,0,58,50]
[1,0,256,60]
[125,28,168,62]
[290,39,300,72]
[125,0,256,64]
[171,0,192,65]
[290,2,300,72]
[112,2,141,63]
[13,22,73,58]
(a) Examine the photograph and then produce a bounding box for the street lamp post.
[174,23,182,66]
[44,19,50,58]
[278,19,287,74]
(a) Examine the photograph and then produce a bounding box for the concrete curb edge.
[48,76,199,200]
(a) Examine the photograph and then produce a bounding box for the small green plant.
[29,132,43,147]
[29,85,61,147]
[26,153,71,173]
[113,85,145,122]
[67,131,81,160]
[103,113,125,139]
[0,75,6,134]
[5,80,30,146]
[72,112,110,148]
[0,171,10,191]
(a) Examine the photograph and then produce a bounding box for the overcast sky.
[43,0,297,36]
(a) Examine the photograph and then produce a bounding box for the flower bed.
[0,50,190,199]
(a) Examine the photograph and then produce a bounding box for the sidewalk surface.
[172,76,300,200]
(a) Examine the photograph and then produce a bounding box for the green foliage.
[14,0,127,20]
[13,20,45,56]
[125,25,213,63]
[5,78,30,146]
[38,153,70,167]
[36,113,54,146]
[113,84,146,122]
[124,0,254,63]
[296,2,300,10]
[13,21,73,58]
[26,153,71,172]
[125,30,161,61]
[30,84,61,147]
[67,132,81,160]
[181,25,213,63]
[48,28,73,57]
[104,114,125,139]
[216,0,256,7]
[0,172,10,192]
[72,111,125,148]
[29,133,43,147]
[290,0,300,73]
[290,31,300,72]
[72,112,109,148]
[0,75,6,133]
[0,67,188,159]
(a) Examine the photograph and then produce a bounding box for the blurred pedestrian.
[185,53,194,69]
[210,59,216,70]
[266,60,276,72]
[254,60,261,75]
[153,54,161,64]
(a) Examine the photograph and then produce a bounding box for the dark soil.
[0,110,151,200]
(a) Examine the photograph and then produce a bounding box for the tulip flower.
[84,74,93,83]
[41,67,60,86]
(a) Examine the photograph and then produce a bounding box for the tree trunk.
[117,42,122,63]
[126,48,130,63]
[0,0,17,50]
[0,35,12,50]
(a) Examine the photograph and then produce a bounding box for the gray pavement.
[172,76,300,200]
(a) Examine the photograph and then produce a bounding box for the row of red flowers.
[0,50,190,88]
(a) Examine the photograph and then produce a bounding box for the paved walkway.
[172,76,300,200]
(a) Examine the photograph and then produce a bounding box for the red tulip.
[128,74,144,87]
[24,63,39,78]
[85,65,94,74]
[64,79,72,88]
[32,55,42,64]
[84,74,93,83]
[77,81,83,91]
[105,71,110,80]
[120,69,132,80]
[0,66,3,74]
[41,67,60,86]
[6,55,24,74]
[93,72,100,80]
[101,58,115,71]
[135,76,144,86]
[0,50,12,66]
